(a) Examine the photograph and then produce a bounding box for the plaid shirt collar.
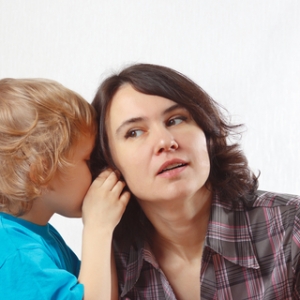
[120,195,260,296]
[205,195,260,269]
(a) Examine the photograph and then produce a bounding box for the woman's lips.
[157,159,188,175]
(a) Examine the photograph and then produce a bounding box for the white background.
[1,0,299,257]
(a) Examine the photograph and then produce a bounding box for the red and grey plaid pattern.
[114,191,300,299]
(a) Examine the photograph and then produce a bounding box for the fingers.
[82,168,130,229]
[93,169,119,190]
[93,169,129,201]
[95,169,115,183]
[119,190,131,206]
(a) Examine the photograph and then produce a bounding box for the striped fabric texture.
[114,191,300,299]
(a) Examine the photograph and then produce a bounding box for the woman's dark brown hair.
[91,63,258,246]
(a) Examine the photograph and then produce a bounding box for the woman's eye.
[125,129,143,138]
[167,116,187,126]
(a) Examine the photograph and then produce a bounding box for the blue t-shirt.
[0,212,84,299]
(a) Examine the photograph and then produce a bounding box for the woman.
[91,63,300,299]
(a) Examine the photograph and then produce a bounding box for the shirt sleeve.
[0,248,84,300]
[292,206,300,299]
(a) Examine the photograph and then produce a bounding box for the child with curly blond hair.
[0,78,129,299]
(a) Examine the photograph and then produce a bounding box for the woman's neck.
[140,187,212,261]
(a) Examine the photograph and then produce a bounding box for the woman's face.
[106,84,210,204]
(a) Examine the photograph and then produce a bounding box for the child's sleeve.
[0,248,84,299]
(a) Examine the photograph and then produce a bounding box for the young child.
[0,78,130,299]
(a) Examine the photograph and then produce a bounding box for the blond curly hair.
[0,78,96,216]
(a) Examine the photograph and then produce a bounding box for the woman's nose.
[154,129,179,154]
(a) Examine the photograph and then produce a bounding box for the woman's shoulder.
[252,190,300,208]
[212,190,300,232]
[216,190,300,210]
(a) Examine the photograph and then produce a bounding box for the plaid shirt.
[114,191,300,299]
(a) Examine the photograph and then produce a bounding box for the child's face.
[42,133,95,219]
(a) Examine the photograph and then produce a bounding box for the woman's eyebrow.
[116,117,144,135]
[115,104,183,135]
[163,104,182,115]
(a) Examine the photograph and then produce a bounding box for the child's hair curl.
[0,78,96,216]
